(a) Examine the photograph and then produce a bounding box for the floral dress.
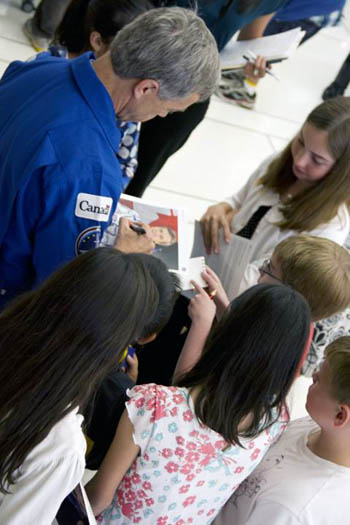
[97,384,288,525]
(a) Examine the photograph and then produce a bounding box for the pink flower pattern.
[98,384,288,525]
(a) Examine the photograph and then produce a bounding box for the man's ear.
[89,31,104,54]
[133,79,160,99]
[136,332,158,345]
[334,404,350,428]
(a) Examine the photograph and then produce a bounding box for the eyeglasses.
[259,259,283,283]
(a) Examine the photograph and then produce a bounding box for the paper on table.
[191,221,253,301]
[220,27,305,70]
[170,256,207,291]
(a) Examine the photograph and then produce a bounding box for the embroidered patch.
[75,226,101,255]
[75,193,112,222]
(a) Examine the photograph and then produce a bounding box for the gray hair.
[110,7,220,101]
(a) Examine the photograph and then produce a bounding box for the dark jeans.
[328,52,350,92]
[32,0,71,39]
[125,99,210,197]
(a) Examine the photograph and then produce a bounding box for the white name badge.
[75,193,113,222]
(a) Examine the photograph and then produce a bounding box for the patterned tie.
[236,205,271,239]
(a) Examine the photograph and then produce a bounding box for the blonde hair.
[274,235,350,321]
[259,97,350,232]
[326,337,350,404]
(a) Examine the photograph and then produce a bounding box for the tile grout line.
[266,135,277,152]
[212,97,303,125]
[149,185,218,204]
[0,34,32,48]
[205,115,294,143]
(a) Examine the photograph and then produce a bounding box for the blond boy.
[214,337,350,525]
[204,235,350,376]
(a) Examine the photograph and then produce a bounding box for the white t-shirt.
[215,417,350,525]
[0,407,86,524]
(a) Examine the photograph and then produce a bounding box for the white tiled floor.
[1,1,350,417]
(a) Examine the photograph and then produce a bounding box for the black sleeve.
[85,371,134,470]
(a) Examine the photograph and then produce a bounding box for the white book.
[220,27,305,70]
[170,256,207,292]
[191,221,253,301]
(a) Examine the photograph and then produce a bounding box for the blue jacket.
[0,52,123,307]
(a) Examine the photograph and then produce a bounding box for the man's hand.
[114,217,155,254]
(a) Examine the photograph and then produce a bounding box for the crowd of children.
[0,1,350,524]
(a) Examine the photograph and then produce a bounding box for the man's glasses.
[259,259,283,283]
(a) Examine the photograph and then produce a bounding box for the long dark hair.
[176,284,311,446]
[56,0,154,53]
[133,254,181,337]
[0,248,159,492]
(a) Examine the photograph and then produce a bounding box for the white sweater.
[224,155,350,261]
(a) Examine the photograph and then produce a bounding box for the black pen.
[130,223,146,235]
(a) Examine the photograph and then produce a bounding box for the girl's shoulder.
[242,152,280,190]
[126,384,198,451]
[26,407,86,465]
[307,202,350,244]
[19,408,86,488]
[127,383,189,409]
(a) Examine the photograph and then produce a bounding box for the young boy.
[204,235,350,376]
[214,336,350,525]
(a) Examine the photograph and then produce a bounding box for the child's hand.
[201,266,230,318]
[188,280,216,328]
[200,202,234,254]
[244,54,268,82]
[126,353,138,383]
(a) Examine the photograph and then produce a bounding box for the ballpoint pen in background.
[243,50,280,81]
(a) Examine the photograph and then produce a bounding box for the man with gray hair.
[0,7,219,309]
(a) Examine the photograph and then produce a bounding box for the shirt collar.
[70,52,120,153]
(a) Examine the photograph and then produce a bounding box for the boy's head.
[306,336,350,431]
[260,235,350,321]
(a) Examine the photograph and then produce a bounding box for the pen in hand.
[209,289,217,301]
[243,51,280,81]
[130,223,146,235]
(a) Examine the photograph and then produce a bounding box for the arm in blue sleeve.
[0,161,122,308]
[32,162,122,284]
[0,168,43,308]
